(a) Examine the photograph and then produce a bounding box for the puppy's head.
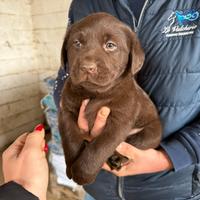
[61,12,144,91]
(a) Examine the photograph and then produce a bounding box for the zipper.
[118,177,126,200]
[116,1,151,199]
[136,0,150,32]
[118,0,150,33]
[118,0,137,31]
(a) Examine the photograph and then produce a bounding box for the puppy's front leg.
[71,119,129,185]
[59,110,85,179]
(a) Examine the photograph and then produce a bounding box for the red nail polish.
[34,124,44,132]
[44,143,48,153]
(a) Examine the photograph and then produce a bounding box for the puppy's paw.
[107,152,129,170]
[71,162,96,185]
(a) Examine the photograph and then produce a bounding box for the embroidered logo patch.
[162,9,199,37]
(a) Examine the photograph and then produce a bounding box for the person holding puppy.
[54,0,200,199]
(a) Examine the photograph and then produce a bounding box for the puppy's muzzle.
[81,63,97,74]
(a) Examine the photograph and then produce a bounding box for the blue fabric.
[41,77,64,155]
[53,0,200,199]
[83,166,200,200]
[84,193,95,200]
[0,182,39,200]
[127,0,145,21]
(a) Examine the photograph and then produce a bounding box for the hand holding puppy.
[78,101,173,176]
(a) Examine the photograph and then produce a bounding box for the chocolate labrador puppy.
[59,12,162,185]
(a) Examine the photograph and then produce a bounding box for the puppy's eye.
[73,40,82,48]
[105,41,117,51]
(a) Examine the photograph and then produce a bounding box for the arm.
[0,182,39,200]
[161,118,200,171]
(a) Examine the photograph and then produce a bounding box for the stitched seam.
[141,71,200,77]
[125,183,189,191]
[157,100,200,108]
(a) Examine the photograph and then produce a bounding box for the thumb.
[3,133,28,158]
[91,106,110,137]
[116,142,138,159]
[23,124,45,151]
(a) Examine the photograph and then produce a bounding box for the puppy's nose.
[81,63,97,74]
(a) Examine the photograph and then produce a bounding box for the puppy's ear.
[61,27,71,68]
[129,31,145,75]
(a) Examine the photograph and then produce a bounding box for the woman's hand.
[78,100,173,176]
[2,124,49,200]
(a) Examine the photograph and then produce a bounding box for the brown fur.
[58,13,162,185]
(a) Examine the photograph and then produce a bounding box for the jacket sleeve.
[0,182,39,200]
[161,118,200,171]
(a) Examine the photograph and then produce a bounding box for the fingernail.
[117,142,126,151]
[83,99,90,106]
[44,143,48,153]
[117,143,122,151]
[100,107,110,117]
[34,124,44,132]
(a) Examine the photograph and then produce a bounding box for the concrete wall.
[31,0,71,92]
[0,0,71,148]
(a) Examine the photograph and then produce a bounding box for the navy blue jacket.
[0,182,38,200]
[53,0,200,199]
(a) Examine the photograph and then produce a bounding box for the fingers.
[102,163,111,171]
[91,107,110,138]
[128,128,144,136]
[23,124,45,152]
[116,142,137,159]
[78,100,110,139]
[78,99,90,133]
[3,133,28,158]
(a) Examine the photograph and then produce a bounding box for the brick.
[0,118,42,150]
[0,29,33,46]
[0,15,32,30]
[0,58,37,76]
[0,83,40,105]
[32,0,70,15]
[0,71,38,90]
[0,45,34,60]
[33,29,66,43]
[0,106,43,135]
[0,0,31,15]
[32,12,67,29]
[0,96,41,119]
